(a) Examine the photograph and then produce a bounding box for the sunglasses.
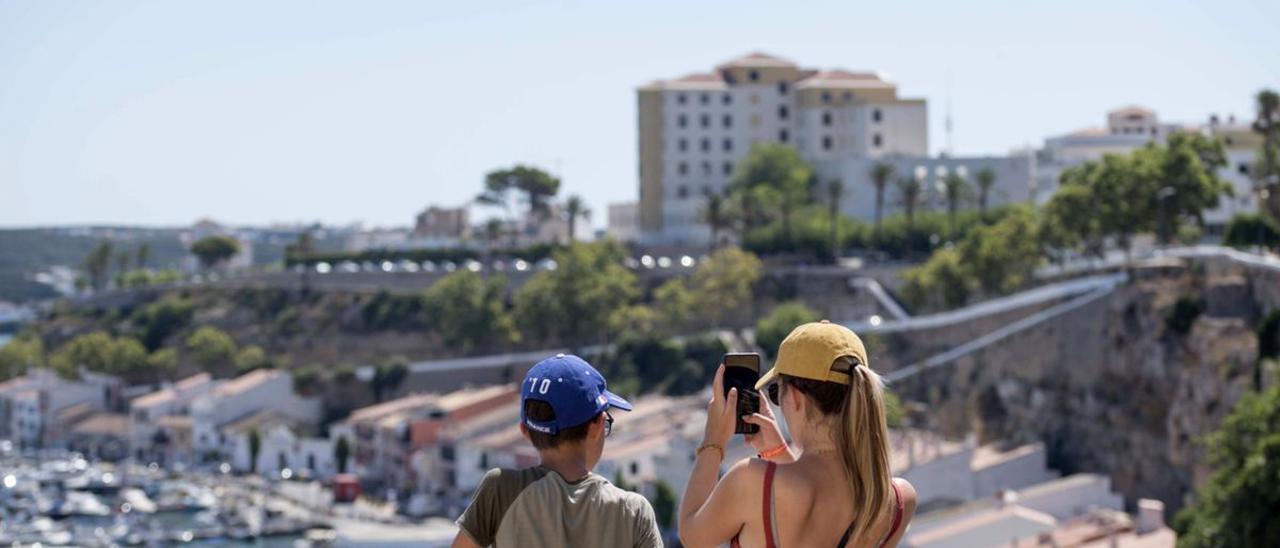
[765,382,781,407]
[604,410,614,438]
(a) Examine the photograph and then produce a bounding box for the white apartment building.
[1035,107,1262,232]
[606,202,640,243]
[129,373,214,463]
[190,369,321,460]
[0,369,123,449]
[638,52,1034,246]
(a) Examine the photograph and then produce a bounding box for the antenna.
[945,71,954,156]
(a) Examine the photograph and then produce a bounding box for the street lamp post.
[1156,186,1176,246]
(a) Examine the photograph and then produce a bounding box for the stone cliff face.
[890,264,1265,513]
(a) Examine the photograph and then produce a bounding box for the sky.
[2,0,1278,230]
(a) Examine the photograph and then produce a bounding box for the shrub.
[755,302,819,360]
[1166,296,1205,335]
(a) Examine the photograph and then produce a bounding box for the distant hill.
[0,227,191,303]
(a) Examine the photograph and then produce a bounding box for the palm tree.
[896,177,922,230]
[483,218,504,249]
[975,168,996,218]
[703,194,732,249]
[869,163,895,241]
[942,173,970,236]
[826,179,844,261]
[1253,89,1280,221]
[563,195,591,243]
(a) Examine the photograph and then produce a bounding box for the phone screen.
[723,353,761,434]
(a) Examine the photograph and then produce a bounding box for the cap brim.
[755,366,780,391]
[603,390,633,411]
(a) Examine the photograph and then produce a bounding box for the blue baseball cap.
[521,353,633,435]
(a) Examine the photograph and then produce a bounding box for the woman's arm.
[679,365,757,547]
[742,401,798,464]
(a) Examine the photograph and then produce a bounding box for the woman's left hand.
[703,364,739,448]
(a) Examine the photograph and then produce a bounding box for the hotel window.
[843,91,853,101]
[678,138,688,152]
[723,162,733,176]
[723,138,733,152]
[678,114,688,128]
[722,93,732,105]
[700,93,710,105]
[822,91,832,104]
[677,94,687,105]
[749,70,760,82]
[778,105,789,120]
[873,133,883,148]
[677,185,689,199]
[700,114,710,128]
[778,81,789,95]
[750,94,760,105]
[678,162,688,175]
[702,161,713,176]
[750,114,761,128]
[779,129,790,143]
[822,111,833,126]
[702,185,713,196]
[872,108,882,123]
[723,114,732,128]
[822,136,833,150]
[701,138,711,152]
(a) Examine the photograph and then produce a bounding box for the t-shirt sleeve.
[631,494,664,548]
[456,468,503,547]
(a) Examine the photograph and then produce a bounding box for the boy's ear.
[519,422,531,441]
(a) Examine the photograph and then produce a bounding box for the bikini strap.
[878,480,905,547]
[762,461,778,548]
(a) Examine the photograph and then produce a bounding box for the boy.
[451,353,662,548]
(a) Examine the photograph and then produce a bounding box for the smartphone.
[722,353,761,434]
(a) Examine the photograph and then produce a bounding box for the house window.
[778,105,789,119]
[700,114,710,128]
[677,185,689,199]
[723,138,733,152]
[779,129,790,143]
[749,70,760,82]
[822,91,832,103]
[822,112,833,126]
[1238,163,1250,175]
[1225,137,1234,146]
[723,114,732,128]
[678,162,688,175]
[872,108,882,123]
[678,138,688,152]
[873,133,883,147]
[700,93,709,105]
[630,462,639,474]
[822,136,833,150]
[722,93,732,105]
[843,91,853,101]
[678,114,687,128]
[778,81,789,95]
[723,162,733,176]
[677,94,687,105]
[700,138,711,152]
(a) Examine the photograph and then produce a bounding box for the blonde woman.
[679,321,916,547]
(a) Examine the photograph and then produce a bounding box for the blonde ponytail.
[836,360,892,540]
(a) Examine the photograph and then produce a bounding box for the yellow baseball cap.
[755,320,868,389]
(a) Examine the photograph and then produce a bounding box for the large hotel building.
[637,52,1032,246]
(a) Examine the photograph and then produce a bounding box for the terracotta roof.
[176,372,212,390]
[1109,105,1154,116]
[134,373,214,409]
[673,72,723,83]
[222,408,308,436]
[346,393,438,424]
[716,51,798,69]
[156,415,193,429]
[70,413,131,437]
[214,369,281,398]
[56,402,97,425]
[797,70,894,89]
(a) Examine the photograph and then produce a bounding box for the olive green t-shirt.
[456,466,662,548]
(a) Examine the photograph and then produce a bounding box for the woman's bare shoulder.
[891,478,919,515]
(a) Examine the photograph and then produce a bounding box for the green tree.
[1040,183,1102,261]
[1173,386,1280,547]
[901,248,971,310]
[958,208,1042,296]
[185,326,238,375]
[607,304,659,339]
[895,177,922,230]
[423,270,516,352]
[702,194,732,249]
[1154,133,1230,244]
[653,278,695,332]
[975,168,996,218]
[370,357,410,402]
[652,479,677,530]
[145,348,178,374]
[826,179,845,261]
[0,336,44,380]
[514,242,639,348]
[85,241,113,290]
[115,251,131,280]
[1222,213,1280,250]
[107,337,149,376]
[132,296,195,351]
[688,247,763,329]
[334,436,351,474]
[755,302,819,360]
[49,332,115,377]
[728,143,814,241]
[869,163,895,241]
[1251,89,1280,221]
[941,172,970,236]
[563,194,591,243]
[136,243,151,270]
[477,165,562,230]
[248,429,262,474]
[234,345,269,373]
[190,236,240,270]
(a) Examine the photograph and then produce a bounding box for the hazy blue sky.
[2,0,1277,229]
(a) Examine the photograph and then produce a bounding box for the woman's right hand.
[742,397,787,456]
